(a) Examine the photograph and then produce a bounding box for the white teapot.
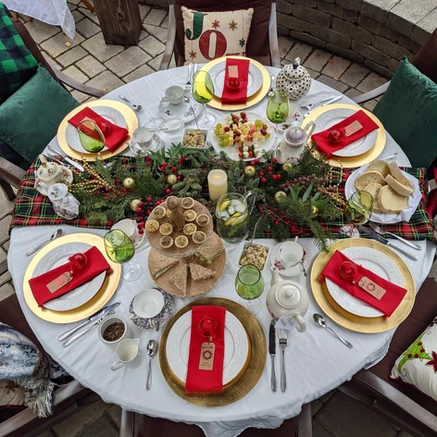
[266,266,309,332]
[36,154,62,186]
[275,57,311,101]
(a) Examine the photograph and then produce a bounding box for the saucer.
[270,243,310,277]
[129,288,173,330]
[158,95,202,124]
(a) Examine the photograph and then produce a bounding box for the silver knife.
[358,226,418,261]
[303,95,342,117]
[58,302,120,341]
[47,145,85,172]
[269,319,277,392]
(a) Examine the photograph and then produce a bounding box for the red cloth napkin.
[320,250,407,317]
[68,107,129,152]
[185,305,226,393]
[311,110,379,158]
[29,246,111,307]
[221,58,250,104]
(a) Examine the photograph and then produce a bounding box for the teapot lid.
[37,156,60,181]
[285,127,306,145]
[275,283,302,309]
[283,57,307,81]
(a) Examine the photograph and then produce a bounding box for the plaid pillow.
[0,3,38,104]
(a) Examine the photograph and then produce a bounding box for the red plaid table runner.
[10,161,436,242]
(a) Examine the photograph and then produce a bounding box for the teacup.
[111,219,135,239]
[111,338,141,371]
[162,86,184,105]
[279,240,304,269]
[131,126,155,154]
[98,316,128,346]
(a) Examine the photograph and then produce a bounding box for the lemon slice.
[219,200,230,211]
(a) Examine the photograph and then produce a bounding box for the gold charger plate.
[159,297,266,407]
[201,56,271,111]
[57,100,138,162]
[23,233,122,324]
[302,103,387,168]
[310,239,415,334]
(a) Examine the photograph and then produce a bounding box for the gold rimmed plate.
[310,238,415,334]
[302,103,386,168]
[57,100,138,162]
[23,233,121,324]
[201,56,271,111]
[159,297,266,407]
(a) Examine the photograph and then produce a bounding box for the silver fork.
[278,330,287,392]
[299,95,338,111]
[185,63,193,93]
[369,222,421,250]
[62,309,116,347]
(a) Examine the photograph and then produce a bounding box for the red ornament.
[68,253,87,275]
[340,261,358,284]
[261,177,267,183]
[165,188,171,194]
[267,166,273,173]
[328,128,345,144]
[272,175,277,180]
[272,158,277,164]
[198,315,218,340]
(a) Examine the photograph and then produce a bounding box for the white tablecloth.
[4,0,75,39]
[8,66,436,437]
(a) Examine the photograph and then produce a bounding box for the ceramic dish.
[325,246,405,318]
[270,243,310,278]
[158,94,202,124]
[344,163,421,224]
[182,128,207,149]
[129,288,172,330]
[66,106,126,153]
[35,166,74,196]
[208,60,263,99]
[166,309,249,385]
[34,242,106,312]
[312,108,378,158]
[98,316,129,345]
[208,111,276,161]
[238,242,270,272]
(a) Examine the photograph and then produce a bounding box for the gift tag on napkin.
[275,316,297,332]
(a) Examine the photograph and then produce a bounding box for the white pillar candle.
[208,169,228,202]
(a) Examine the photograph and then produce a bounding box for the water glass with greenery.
[235,264,265,315]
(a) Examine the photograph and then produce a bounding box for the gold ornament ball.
[311,205,319,218]
[123,177,135,189]
[244,165,256,177]
[282,162,292,172]
[167,174,177,185]
[274,191,287,203]
[130,199,141,212]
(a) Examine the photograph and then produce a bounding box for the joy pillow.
[181,7,254,64]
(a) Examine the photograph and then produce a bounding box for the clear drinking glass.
[104,230,143,282]
[344,190,373,226]
[192,70,216,129]
[77,119,106,156]
[215,193,249,243]
[235,264,265,315]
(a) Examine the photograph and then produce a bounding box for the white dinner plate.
[325,246,404,318]
[208,60,263,99]
[345,163,421,224]
[166,310,249,386]
[313,108,378,157]
[208,111,276,161]
[34,242,106,311]
[66,106,127,154]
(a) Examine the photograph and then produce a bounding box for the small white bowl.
[238,242,271,272]
[98,316,128,346]
[183,128,207,149]
[133,289,165,318]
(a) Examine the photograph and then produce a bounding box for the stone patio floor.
[0,1,434,436]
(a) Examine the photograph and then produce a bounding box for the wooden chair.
[352,28,437,104]
[160,0,280,70]
[120,397,313,436]
[338,277,437,437]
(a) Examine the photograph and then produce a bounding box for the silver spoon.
[146,340,158,390]
[299,95,338,111]
[248,217,262,247]
[119,95,142,111]
[26,229,63,256]
[313,314,353,349]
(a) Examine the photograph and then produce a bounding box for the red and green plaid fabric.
[10,159,436,242]
[0,3,38,104]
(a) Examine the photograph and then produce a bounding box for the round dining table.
[7,66,437,437]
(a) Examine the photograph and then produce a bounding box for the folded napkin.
[185,305,226,393]
[29,246,111,307]
[320,250,407,317]
[221,58,250,104]
[68,107,129,152]
[311,110,379,158]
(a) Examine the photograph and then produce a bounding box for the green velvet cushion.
[0,65,79,164]
[373,57,437,169]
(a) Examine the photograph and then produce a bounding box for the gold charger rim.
[310,238,415,334]
[23,233,122,324]
[201,56,271,111]
[302,103,387,168]
[159,297,266,407]
[57,100,138,162]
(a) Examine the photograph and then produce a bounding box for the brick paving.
[0,2,433,436]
